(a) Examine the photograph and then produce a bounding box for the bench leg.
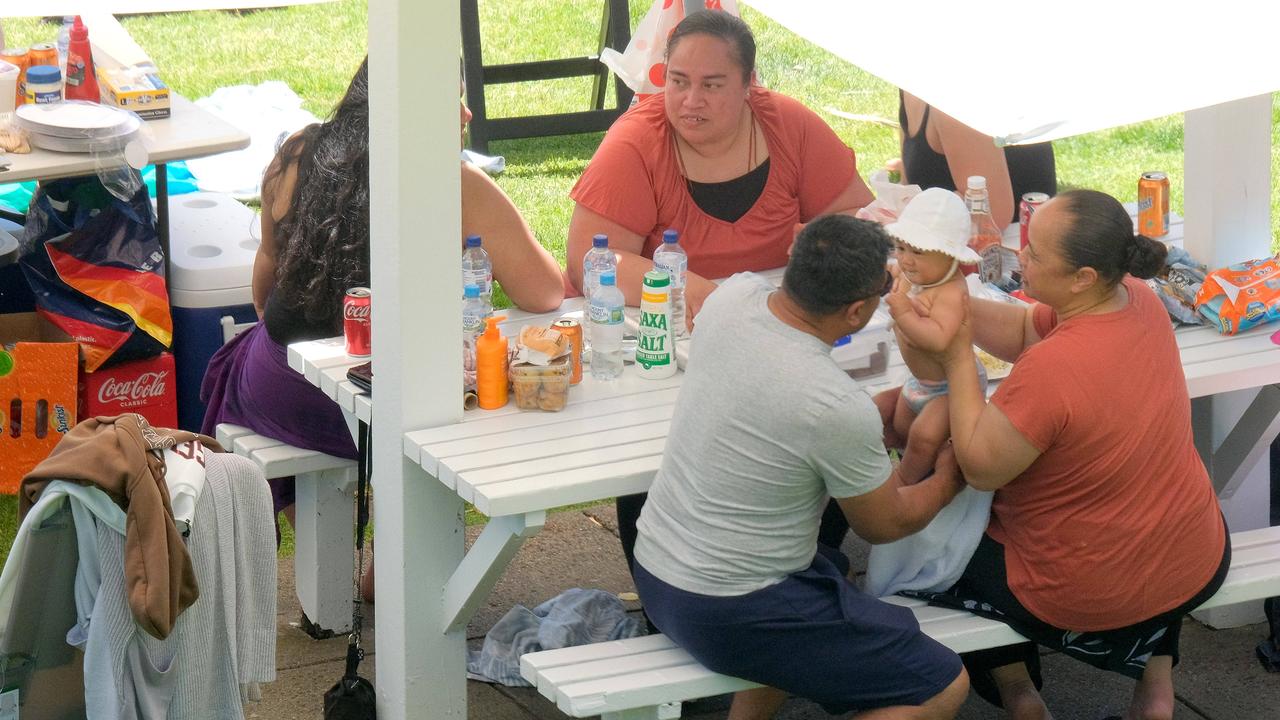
[442,511,545,633]
[602,703,682,720]
[295,466,357,638]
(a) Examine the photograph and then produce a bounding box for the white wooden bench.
[520,526,1280,720]
[215,422,357,638]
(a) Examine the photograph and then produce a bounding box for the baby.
[880,188,986,484]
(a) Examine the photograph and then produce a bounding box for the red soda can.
[343,287,372,358]
[1018,192,1049,249]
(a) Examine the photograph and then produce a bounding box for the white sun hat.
[884,187,981,264]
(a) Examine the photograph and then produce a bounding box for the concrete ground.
[251,504,1280,720]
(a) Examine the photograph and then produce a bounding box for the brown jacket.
[20,414,225,639]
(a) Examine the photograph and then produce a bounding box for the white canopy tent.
[368,2,1277,717]
[746,0,1280,147]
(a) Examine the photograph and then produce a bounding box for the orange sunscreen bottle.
[475,315,508,409]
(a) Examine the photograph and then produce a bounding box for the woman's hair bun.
[1125,234,1169,279]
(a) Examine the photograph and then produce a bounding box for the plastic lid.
[601,271,617,285]
[465,234,482,248]
[966,175,987,190]
[592,234,609,248]
[662,229,678,243]
[643,269,670,288]
[464,284,480,298]
[26,65,61,84]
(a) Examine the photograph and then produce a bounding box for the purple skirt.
[201,322,357,517]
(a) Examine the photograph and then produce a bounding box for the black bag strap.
[346,419,373,679]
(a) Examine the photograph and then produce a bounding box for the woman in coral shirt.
[934,189,1227,720]
[566,10,873,325]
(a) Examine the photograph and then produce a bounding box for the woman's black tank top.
[899,91,1057,224]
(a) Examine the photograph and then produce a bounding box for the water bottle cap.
[966,176,987,190]
[465,235,482,247]
[592,234,609,248]
[601,271,617,286]
[662,229,679,244]
[463,284,479,298]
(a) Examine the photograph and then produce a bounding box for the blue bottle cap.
[592,234,609,248]
[463,284,480,298]
[662,229,678,243]
[465,235,482,248]
[600,271,617,286]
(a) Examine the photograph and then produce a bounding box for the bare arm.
[925,96,1016,225]
[940,299,1042,490]
[884,280,964,353]
[462,162,564,313]
[970,296,1042,363]
[251,152,297,317]
[838,443,967,544]
[818,172,875,216]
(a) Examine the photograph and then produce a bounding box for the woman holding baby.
[901,189,1227,719]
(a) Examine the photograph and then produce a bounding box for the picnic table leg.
[294,466,357,637]
[442,511,546,633]
[601,703,683,720]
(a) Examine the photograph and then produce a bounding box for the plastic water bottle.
[56,16,75,74]
[462,235,493,305]
[589,271,625,380]
[582,233,616,348]
[582,234,615,303]
[462,283,490,345]
[651,228,688,338]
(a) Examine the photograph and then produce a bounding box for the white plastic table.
[289,242,1280,632]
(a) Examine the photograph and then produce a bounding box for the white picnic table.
[288,211,1280,635]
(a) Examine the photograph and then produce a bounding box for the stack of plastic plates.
[14,101,141,153]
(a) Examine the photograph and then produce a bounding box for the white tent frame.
[365,2,1273,716]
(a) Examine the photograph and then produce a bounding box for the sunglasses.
[876,269,894,297]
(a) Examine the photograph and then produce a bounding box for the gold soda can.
[1137,171,1170,237]
[552,318,583,385]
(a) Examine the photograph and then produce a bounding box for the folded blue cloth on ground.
[466,588,644,686]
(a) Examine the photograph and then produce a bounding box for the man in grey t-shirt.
[633,216,969,719]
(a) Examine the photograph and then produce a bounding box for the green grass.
[3,1,1278,564]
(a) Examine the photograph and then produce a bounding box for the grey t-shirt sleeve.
[809,392,893,500]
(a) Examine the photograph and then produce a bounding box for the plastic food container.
[831,307,892,379]
[510,355,571,411]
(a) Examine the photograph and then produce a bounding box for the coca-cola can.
[344,287,372,358]
[1019,192,1050,249]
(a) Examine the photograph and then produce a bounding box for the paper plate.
[15,102,140,139]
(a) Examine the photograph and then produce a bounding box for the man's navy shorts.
[633,546,963,714]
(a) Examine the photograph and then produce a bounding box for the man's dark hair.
[665,9,756,84]
[783,215,891,317]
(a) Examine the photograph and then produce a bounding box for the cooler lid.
[163,191,259,295]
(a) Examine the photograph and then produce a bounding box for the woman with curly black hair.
[202,58,564,548]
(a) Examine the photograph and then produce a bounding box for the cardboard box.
[85,12,170,119]
[0,313,79,495]
[95,63,170,120]
[80,352,177,430]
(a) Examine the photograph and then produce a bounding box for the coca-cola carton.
[80,352,178,429]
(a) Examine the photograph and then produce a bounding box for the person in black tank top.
[898,90,1056,225]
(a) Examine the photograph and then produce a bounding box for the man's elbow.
[959,465,1007,492]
